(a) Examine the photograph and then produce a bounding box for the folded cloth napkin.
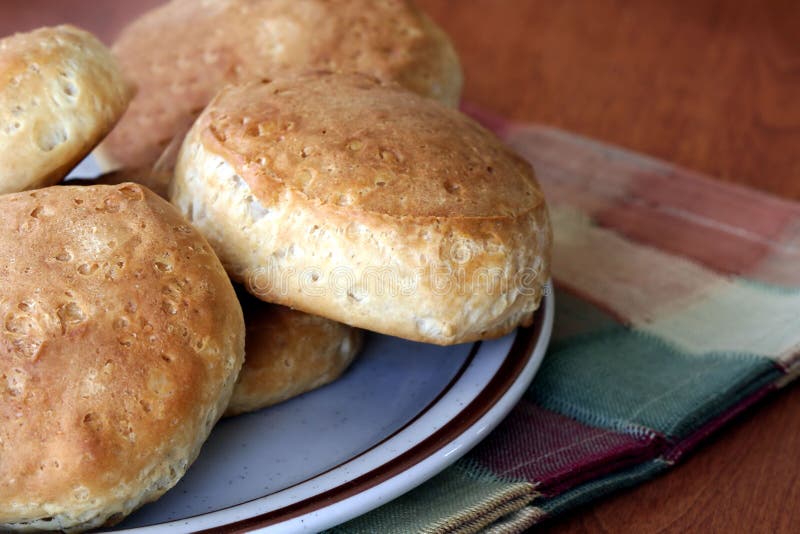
[331,114,800,533]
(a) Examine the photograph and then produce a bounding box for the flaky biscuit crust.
[0,26,131,194]
[171,73,551,345]
[0,184,244,531]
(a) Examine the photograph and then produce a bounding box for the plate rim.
[120,284,554,533]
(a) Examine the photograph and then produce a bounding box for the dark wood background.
[2,1,799,531]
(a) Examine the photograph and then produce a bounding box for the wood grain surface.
[1,1,799,532]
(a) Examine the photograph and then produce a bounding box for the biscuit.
[226,291,361,416]
[94,0,462,175]
[170,72,551,345]
[0,25,131,194]
[0,184,245,531]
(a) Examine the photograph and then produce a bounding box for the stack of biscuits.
[0,1,551,531]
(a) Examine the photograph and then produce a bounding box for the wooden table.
[2,1,799,531]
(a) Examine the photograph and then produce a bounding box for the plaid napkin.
[332,115,800,533]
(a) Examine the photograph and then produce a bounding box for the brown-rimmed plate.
[110,288,552,533]
[66,157,554,534]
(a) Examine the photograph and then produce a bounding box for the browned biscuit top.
[197,71,544,219]
[0,184,244,528]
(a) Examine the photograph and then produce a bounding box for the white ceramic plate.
[68,159,554,534]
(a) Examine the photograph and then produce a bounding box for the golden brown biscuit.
[226,291,361,416]
[0,25,131,194]
[94,0,462,175]
[170,72,551,345]
[0,184,245,531]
